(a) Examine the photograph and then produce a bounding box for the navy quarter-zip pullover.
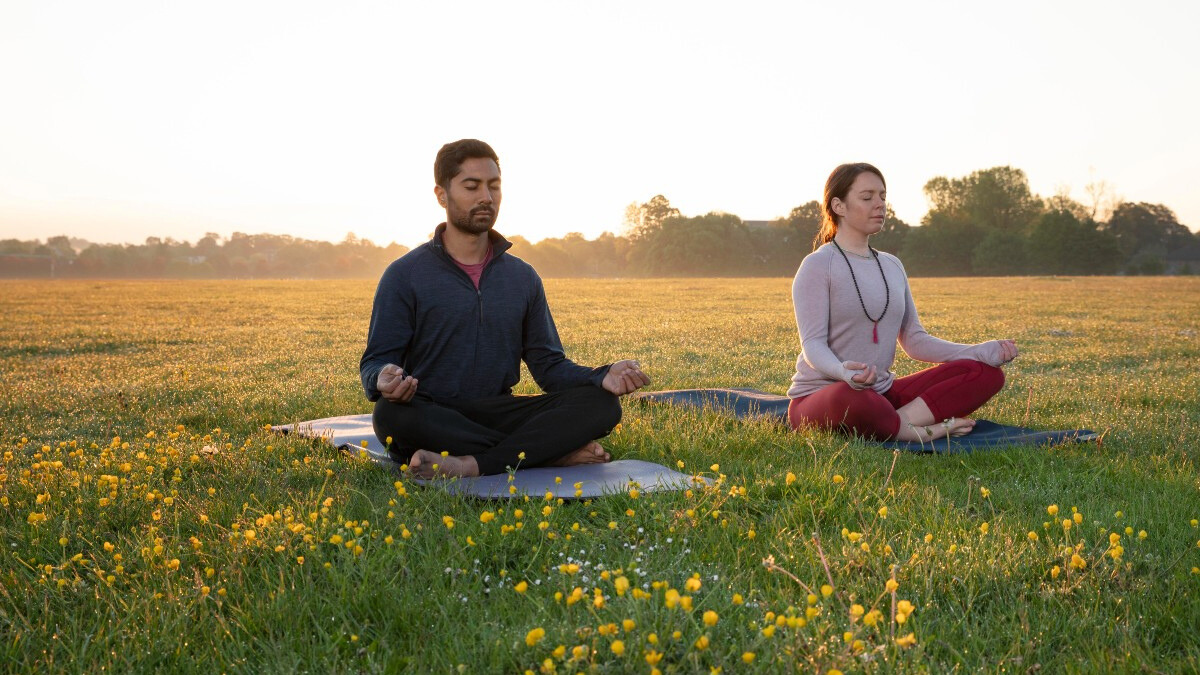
[360,224,608,402]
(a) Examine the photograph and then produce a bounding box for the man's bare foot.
[409,450,480,478]
[549,441,611,467]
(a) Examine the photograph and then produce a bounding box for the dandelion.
[645,650,663,666]
[878,506,888,519]
[610,640,625,656]
[443,516,455,529]
[979,522,989,535]
[525,627,545,647]
[785,472,796,485]
[1028,531,1039,542]
[515,581,528,594]
[924,533,933,544]
[703,610,718,626]
[742,652,756,664]
[1071,553,1086,570]
[886,579,899,593]
[694,635,709,650]
[623,619,636,632]
[732,593,744,605]
[895,633,916,648]
[1062,519,1072,532]
[833,474,845,484]
[1047,504,1059,516]
[1073,512,1083,525]
[1138,530,1147,540]
[480,511,495,524]
[685,576,702,592]
[1051,565,1061,579]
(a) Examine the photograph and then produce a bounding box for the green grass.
[1,276,1199,673]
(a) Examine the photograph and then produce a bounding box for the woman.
[788,163,1017,442]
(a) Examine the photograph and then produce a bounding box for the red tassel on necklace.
[872,322,879,344]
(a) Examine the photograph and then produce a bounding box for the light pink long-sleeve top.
[788,243,1007,398]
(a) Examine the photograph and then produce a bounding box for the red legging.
[787,359,1005,440]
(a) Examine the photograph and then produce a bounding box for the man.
[360,139,650,478]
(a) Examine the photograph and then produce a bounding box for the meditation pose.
[788,163,1018,442]
[361,139,650,477]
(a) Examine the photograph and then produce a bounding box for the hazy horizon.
[3,1,1197,250]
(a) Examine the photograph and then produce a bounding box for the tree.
[623,195,681,242]
[923,166,1043,234]
[1104,202,1195,270]
[1026,210,1121,275]
[899,214,980,276]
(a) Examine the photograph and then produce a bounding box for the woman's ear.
[831,198,846,217]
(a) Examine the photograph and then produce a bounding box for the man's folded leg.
[449,386,622,475]
[372,395,505,466]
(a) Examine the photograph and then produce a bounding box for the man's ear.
[434,185,447,207]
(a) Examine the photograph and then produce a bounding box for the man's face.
[437,157,501,235]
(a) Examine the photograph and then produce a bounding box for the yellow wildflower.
[524,628,546,648]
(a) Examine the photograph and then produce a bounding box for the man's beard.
[450,207,497,235]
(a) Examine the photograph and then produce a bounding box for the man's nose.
[478,189,494,205]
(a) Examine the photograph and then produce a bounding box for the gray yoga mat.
[633,388,1100,453]
[273,414,705,498]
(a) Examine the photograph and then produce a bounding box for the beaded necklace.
[832,240,889,343]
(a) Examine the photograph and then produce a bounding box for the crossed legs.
[373,385,623,477]
[787,359,1005,441]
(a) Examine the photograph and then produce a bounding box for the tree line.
[3,166,1198,278]
[0,232,409,279]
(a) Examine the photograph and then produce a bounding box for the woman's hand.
[842,361,877,390]
[988,339,1019,366]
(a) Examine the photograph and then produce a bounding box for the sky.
[1,0,1198,250]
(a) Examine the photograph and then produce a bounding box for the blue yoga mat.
[634,388,1099,453]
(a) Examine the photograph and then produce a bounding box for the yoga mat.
[273,415,706,498]
[634,388,1099,453]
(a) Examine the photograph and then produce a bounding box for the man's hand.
[602,360,651,396]
[842,361,877,390]
[378,364,418,403]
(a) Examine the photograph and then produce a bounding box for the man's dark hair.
[434,139,500,188]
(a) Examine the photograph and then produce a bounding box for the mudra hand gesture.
[842,361,878,390]
[378,364,418,403]
[603,360,651,396]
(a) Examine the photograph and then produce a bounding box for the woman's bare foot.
[549,441,611,467]
[408,450,480,478]
[943,417,975,437]
[894,416,976,442]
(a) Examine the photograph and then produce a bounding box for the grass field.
[2,276,1199,673]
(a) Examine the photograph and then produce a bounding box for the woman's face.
[833,172,887,237]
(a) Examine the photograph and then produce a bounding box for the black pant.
[372,386,623,475]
